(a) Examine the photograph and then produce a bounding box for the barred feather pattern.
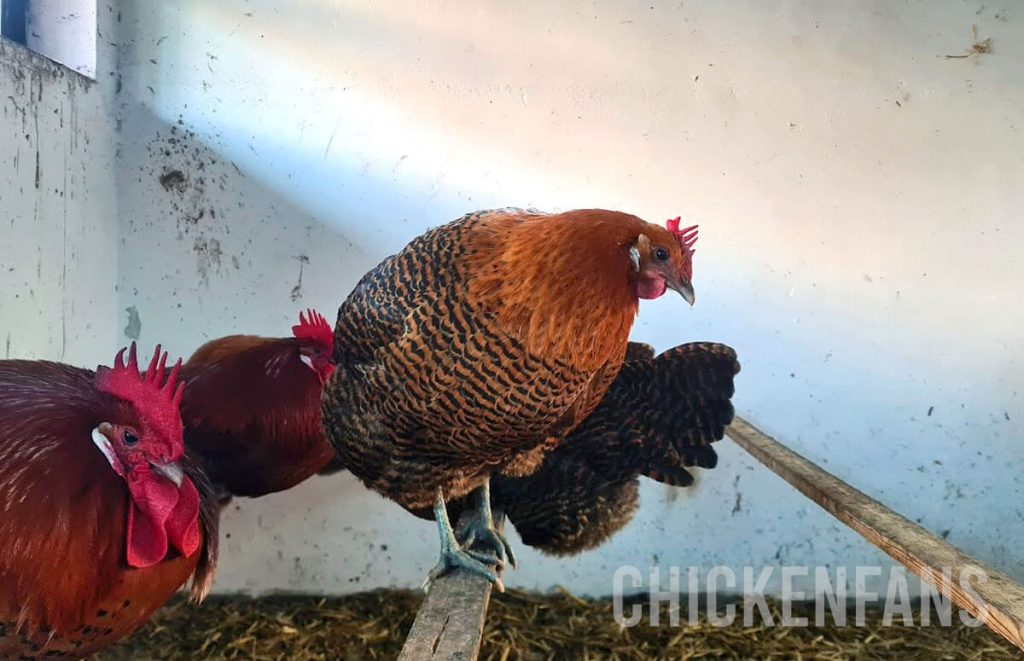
[322,210,632,511]
[481,341,740,555]
[492,466,640,557]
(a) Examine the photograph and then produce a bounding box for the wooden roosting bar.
[400,416,1024,659]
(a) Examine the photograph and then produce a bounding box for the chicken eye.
[654,247,669,261]
[123,431,139,446]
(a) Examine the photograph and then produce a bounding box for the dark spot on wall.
[291,254,309,301]
[159,169,187,193]
[124,305,141,340]
[194,236,223,286]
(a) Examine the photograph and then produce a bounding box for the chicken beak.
[668,279,696,306]
[150,460,185,488]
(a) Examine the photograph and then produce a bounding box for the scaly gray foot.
[458,478,518,569]
[459,518,518,570]
[423,487,505,593]
[422,543,504,593]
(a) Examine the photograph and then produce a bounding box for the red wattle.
[127,499,170,568]
[124,467,201,568]
[166,478,201,558]
[636,277,667,300]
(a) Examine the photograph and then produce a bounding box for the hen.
[486,341,740,555]
[322,208,699,589]
[179,310,337,499]
[0,345,219,657]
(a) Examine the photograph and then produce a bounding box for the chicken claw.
[423,487,505,593]
[422,547,504,594]
[458,480,518,570]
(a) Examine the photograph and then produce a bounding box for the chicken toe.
[457,479,518,570]
[423,487,505,593]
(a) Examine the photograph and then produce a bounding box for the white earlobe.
[91,426,126,477]
[629,246,641,272]
[299,354,315,371]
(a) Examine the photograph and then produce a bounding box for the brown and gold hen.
[321,208,700,589]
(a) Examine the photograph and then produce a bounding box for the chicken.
[321,208,699,589]
[486,341,739,555]
[0,345,219,657]
[179,309,337,499]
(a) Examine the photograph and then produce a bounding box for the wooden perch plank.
[399,514,504,660]
[398,571,494,661]
[727,416,1024,651]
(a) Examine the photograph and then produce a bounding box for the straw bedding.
[95,589,1015,660]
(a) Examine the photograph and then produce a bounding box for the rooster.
[485,341,739,555]
[179,309,337,499]
[0,345,219,657]
[322,208,699,589]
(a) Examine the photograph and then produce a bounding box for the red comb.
[292,309,334,350]
[666,217,698,280]
[665,217,698,252]
[95,343,185,459]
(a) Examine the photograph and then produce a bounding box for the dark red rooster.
[322,208,700,589]
[179,310,337,499]
[0,345,219,657]
[486,341,740,555]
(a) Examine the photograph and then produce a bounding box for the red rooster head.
[94,343,200,568]
[292,308,336,385]
[628,217,698,305]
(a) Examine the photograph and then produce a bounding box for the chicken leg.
[458,479,517,570]
[423,487,505,593]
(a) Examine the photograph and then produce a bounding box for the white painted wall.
[5,0,1022,598]
[27,0,98,78]
[0,37,117,366]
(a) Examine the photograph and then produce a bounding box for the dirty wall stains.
[193,236,224,287]
[0,40,118,365]
[146,125,226,239]
[134,124,243,293]
[124,306,142,340]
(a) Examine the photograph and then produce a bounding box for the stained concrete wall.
[2,0,1021,598]
[0,38,117,366]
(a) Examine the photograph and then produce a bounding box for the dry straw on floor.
[96,589,1015,660]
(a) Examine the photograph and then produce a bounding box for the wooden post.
[727,416,1024,651]
[398,513,504,660]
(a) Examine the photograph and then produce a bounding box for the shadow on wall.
[114,0,678,255]
[115,110,383,354]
